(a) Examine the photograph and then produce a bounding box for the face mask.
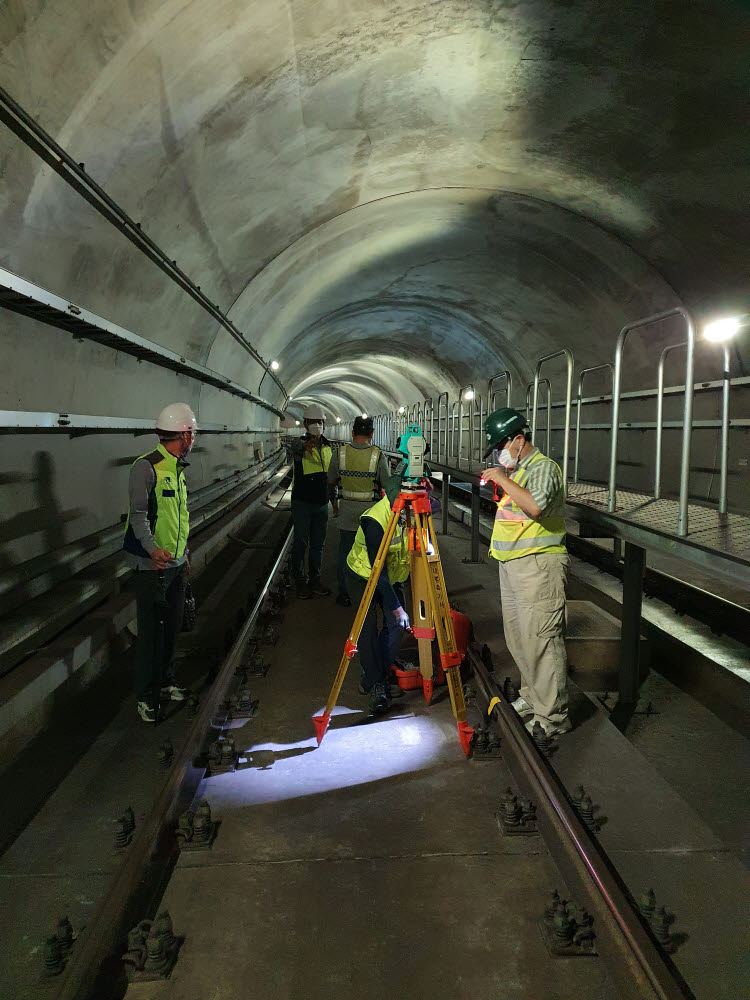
[498,439,522,469]
[183,431,196,455]
[308,423,323,437]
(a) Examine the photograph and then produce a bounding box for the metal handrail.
[527,380,552,455]
[458,384,475,469]
[435,392,449,464]
[449,400,459,464]
[532,349,574,478]
[487,370,513,411]
[655,341,730,514]
[609,308,695,536]
[574,364,614,483]
[423,397,434,452]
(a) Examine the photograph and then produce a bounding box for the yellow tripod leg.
[313,506,401,745]
[409,549,434,686]
[413,509,474,756]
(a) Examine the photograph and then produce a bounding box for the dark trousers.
[336,529,357,598]
[347,569,405,691]
[291,499,328,582]
[132,565,186,706]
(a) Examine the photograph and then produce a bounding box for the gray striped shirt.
[515,448,565,518]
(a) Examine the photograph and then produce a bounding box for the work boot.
[296,580,311,600]
[161,684,189,702]
[511,696,534,719]
[308,578,331,598]
[335,593,352,607]
[369,683,389,715]
[137,701,158,724]
[525,716,572,737]
[387,682,405,700]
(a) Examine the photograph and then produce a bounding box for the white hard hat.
[156,403,198,433]
[303,403,325,421]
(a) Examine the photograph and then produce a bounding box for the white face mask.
[498,438,522,469]
[307,422,323,437]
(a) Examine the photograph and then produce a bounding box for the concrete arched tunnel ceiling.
[1,0,748,423]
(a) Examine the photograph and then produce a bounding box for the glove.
[392,606,410,630]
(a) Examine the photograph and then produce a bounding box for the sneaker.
[296,581,311,600]
[511,696,534,719]
[525,716,572,737]
[137,701,158,723]
[161,684,189,702]
[308,579,331,598]
[369,682,389,716]
[336,593,352,607]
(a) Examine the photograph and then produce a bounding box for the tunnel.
[0,2,748,999]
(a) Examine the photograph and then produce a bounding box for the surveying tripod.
[312,485,475,756]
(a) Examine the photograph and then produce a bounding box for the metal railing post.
[436,392,448,464]
[458,384,475,469]
[527,379,552,455]
[487,371,513,411]
[574,364,613,484]
[608,307,695,536]
[720,344,730,515]
[654,343,687,500]
[532,349,574,479]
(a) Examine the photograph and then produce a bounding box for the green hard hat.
[483,407,527,459]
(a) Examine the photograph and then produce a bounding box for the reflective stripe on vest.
[339,444,380,501]
[300,443,332,477]
[488,451,566,562]
[346,495,410,584]
[123,444,189,559]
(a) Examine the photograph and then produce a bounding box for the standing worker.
[327,415,391,607]
[290,404,334,600]
[481,407,571,736]
[345,475,411,716]
[123,403,196,723]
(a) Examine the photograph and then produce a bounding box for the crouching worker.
[346,475,411,716]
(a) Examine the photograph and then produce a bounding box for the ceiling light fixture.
[704,315,745,343]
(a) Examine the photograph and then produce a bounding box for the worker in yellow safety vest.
[345,475,411,716]
[123,403,196,723]
[327,415,391,607]
[480,407,571,737]
[289,404,334,600]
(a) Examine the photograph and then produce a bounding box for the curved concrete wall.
[1,0,748,568]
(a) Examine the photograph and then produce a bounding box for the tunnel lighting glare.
[398,406,405,414]
[336,417,341,423]
[295,420,300,425]
[270,360,280,370]
[361,413,368,418]
[704,316,744,342]
[463,389,474,401]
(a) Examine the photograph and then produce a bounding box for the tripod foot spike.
[423,678,433,704]
[457,721,474,757]
[312,713,331,746]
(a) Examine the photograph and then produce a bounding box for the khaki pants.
[497,552,569,724]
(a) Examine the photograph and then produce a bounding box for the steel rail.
[467,649,695,1000]
[54,525,294,1000]
[0,85,286,405]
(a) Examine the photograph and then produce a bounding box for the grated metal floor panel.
[566,483,750,564]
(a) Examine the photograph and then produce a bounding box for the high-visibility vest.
[488,451,566,562]
[347,495,410,584]
[299,442,332,477]
[339,443,381,501]
[123,444,189,560]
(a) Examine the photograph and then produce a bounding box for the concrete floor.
[141,536,618,1000]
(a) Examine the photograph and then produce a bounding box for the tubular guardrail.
[609,308,695,536]
[487,370,513,411]
[533,349,574,480]
[526,379,552,455]
[573,364,614,483]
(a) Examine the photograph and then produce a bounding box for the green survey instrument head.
[483,407,528,459]
[398,424,426,481]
